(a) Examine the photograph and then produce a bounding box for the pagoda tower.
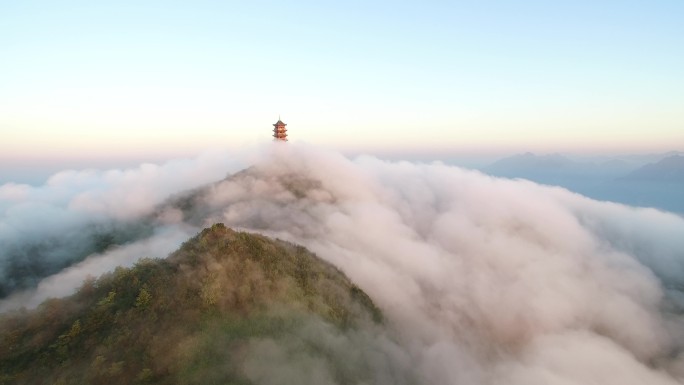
[273,118,287,141]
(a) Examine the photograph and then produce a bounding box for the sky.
[1,0,683,175]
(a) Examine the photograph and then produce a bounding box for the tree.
[135,287,151,309]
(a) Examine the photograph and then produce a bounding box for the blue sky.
[1,0,683,171]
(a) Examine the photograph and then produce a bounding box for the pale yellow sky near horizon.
[1,2,683,164]
[2,83,682,161]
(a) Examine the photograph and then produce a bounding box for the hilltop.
[0,224,386,385]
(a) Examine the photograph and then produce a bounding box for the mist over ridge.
[2,143,684,384]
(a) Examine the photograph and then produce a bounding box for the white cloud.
[2,142,684,383]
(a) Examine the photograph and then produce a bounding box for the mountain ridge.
[0,224,388,385]
[620,155,684,182]
[482,152,684,213]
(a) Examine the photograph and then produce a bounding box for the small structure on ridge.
[273,118,288,141]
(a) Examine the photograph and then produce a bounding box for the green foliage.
[0,224,383,384]
[98,290,117,307]
[135,286,152,309]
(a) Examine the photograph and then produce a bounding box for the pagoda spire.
[272,117,288,141]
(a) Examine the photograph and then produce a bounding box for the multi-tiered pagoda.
[273,118,287,141]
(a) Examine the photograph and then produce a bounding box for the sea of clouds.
[2,143,684,384]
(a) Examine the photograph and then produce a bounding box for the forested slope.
[0,224,385,385]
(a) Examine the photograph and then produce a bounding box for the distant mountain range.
[590,151,684,165]
[485,151,684,179]
[483,151,684,213]
[485,152,620,180]
[620,155,684,182]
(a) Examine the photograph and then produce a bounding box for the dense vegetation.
[0,224,383,385]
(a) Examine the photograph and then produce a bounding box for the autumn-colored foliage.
[0,224,382,385]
